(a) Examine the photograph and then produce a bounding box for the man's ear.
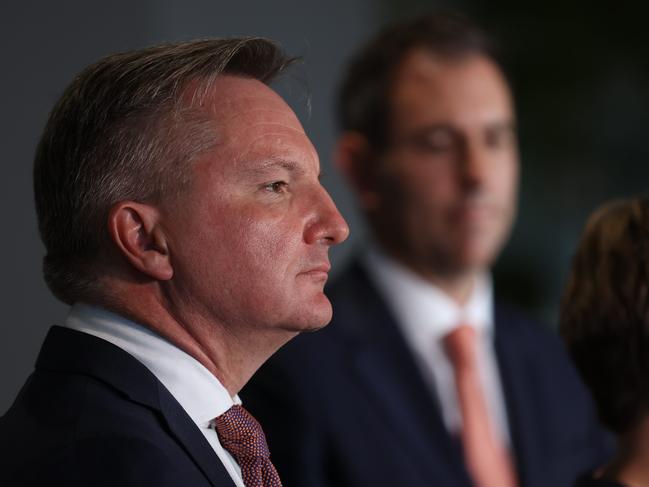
[335,131,381,210]
[107,201,173,281]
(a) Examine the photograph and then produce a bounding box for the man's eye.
[485,127,517,149]
[264,181,288,193]
[406,129,458,154]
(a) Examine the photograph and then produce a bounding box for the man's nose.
[305,186,350,246]
[459,139,490,189]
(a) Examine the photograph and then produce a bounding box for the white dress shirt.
[363,247,512,445]
[65,303,246,487]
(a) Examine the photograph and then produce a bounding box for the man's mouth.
[299,264,331,280]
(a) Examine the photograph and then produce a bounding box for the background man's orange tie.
[444,325,517,487]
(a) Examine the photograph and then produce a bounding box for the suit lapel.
[494,308,545,486]
[37,326,235,487]
[336,262,471,485]
[157,386,235,486]
[351,341,470,484]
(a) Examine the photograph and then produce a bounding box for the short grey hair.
[34,38,295,305]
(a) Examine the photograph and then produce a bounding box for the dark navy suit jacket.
[243,259,613,487]
[0,326,235,486]
[575,474,627,487]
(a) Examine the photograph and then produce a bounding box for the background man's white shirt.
[363,246,512,446]
[65,303,245,487]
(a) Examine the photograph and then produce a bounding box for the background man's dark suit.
[0,327,235,486]
[243,259,612,487]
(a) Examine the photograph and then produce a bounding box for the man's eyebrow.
[241,158,305,176]
[417,119,516,133]
[401,123,458,140]
[485,120,517,132]
[395,124,457,145]
[265,159,300,171]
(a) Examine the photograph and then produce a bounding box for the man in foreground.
[0,38,348,486]
[243,13,611,487]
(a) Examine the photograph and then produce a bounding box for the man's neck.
[417,271,478,305]
[384,254,480,305]
[372,243,482,306]
[97,280,294,397]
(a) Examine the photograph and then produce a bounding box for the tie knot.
[214,405,270,460]
[443,324,477,369]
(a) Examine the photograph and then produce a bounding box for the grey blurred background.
[2,0,649,414]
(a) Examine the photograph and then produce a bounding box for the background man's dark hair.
[337,10,501,151]
[560,196,649,434]
[34,38,294,306]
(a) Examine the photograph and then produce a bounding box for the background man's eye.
[408,129,458,154]
[486,127,516,149]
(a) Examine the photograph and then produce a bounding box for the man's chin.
[280,319,330,334]
[448,239,502,271]
[283,297,333,334]
[298,320,331,334]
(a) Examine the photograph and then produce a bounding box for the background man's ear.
[335,131,381,210]
[107,202,173,281]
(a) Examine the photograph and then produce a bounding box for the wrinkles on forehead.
[191,75,319,175]
[229,129,319,172]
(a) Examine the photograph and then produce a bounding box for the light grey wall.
[0,0,380,414]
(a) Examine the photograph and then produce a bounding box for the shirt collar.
[362,245,494,349]
[64,303,240,426]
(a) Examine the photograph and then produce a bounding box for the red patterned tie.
[444,325,517,487]
[213,405,283,487]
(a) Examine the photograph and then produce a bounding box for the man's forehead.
[203,75,302,129]
[390,49,514,123]
[188,75,319,174]
[395,50,506,91]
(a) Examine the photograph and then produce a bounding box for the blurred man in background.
[244,12,611,487]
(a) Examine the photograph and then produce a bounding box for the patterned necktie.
[444,325,517,487]
[213,404,283,487]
